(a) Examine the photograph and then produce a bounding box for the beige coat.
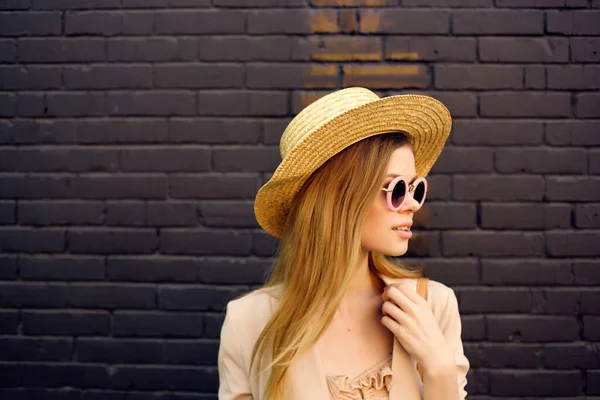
[218,275,470,399]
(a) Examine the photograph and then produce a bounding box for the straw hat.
[254,87,452,238]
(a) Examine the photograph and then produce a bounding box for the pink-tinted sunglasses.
[381,176,428,211]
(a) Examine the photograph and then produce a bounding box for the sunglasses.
[381,176,428,211]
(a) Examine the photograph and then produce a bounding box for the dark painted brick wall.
[0,0,599,399]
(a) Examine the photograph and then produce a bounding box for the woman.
[218,87,470,400]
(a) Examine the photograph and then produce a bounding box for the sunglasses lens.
[414,181,426,204]
[391,180,406,208]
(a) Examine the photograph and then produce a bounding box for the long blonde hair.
[251,133,424,399]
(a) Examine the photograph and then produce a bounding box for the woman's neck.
[337,252,384,316]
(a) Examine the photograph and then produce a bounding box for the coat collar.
[283,273,423,399]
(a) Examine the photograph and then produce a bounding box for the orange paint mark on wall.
[310,10,338,33]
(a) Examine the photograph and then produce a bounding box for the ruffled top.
[325,355,393,400]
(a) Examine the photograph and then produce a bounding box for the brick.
[160,229,251,255]
[69,175,167,200]
[154,64,244,89]
[248,10,337,34]
[452,10,543,35]
[435,65,522,89]
[120,147,211,172]
[480,37,568,63]
[0,227,65,253]
[0,39,16,62]
[489,370,580,396]
[121,11,154,35]
[0,66,62,90]
[215,0,304,5]
[584,317,600,340]
[263,118,289,144]
[64,11,121,35]
[252,230,280,256]
[577,93,600,118]
[442,231,544,257]
[110,365,217,391]
[199,37,293,62]
[0,93,15,117]
[546,121,600,146]
[199,201,257,228]
[197,90,288,116]
[0,174,69,199]
[0,11,61,36]
[482,259,573,286]
[106,201,146,226]
[213,147,280,172]
[0,255,16,278]
[524,66,545,89]
[0,337,73,361]
[22,310,110,336]
[196,258,270,285]
[123,0,211,7]
[546,177,600,201]
[339,10,358,33]
[109,37,197,62]
[386,37,476,61]
[544,344,600,369]
[581,291,600,314]
[406,231,442,257]
[410,258,479,285]
[452,120,543,145]
[482,203,571,230]
[547,10,600,35]
[497,0,587,6]
[487,315,579,342]
[496,148,587,174]
[430,147,493,173]
[18,38,106,62]
[0,0,31,9]
[18,201,104,225]
[426,175,451,200]
[147,202,198,227]
[77,338,162,363]
[0,310,18,334]
[590,370,600,394]
[0,120,77,145]
[296,37,382,61]
[169,173,258,199]
[533,288,581,314]
[459,288,531,313]
[158,285,244,311]
[476,343,542,368]
[170,118,261,144]
[404,0,492,5]
[67,228,158,254]
[590,150,600,173]
[0,148,119,173]
[343,65,429,89]
[546,231,600,257]
[19,255,105,281]
[155,10,246,34]
[31,0,120,9]
[571,38,600,62]
[107,256,199,282]
[418,202,476,229]
[310,0,395,5]
[419,92,477,117]
[46,92,106,117]
[64,65,152,89]
[480,92,570,118]
[360,10,450,34]
[164,339,219,365]
[67,283,155,309]
[77,119,169,144]
[453,175,544,201]
[17,92,45,117]
[247,64,337,89]
[0,282,68,308]
[576,204,600,228]
[0,201,15,224]
[106,91,196,116]
[0,364,109,389]
[547,66,600,90]
[462,316,485,340]
[113,311,204,337]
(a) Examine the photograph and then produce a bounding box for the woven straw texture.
[254,87,452,238]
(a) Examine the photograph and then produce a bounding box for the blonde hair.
[251,133,424,399]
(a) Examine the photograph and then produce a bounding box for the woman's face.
[361,145,423,257]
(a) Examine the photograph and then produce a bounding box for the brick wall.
[0,0,599,398]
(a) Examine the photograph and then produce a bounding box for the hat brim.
[254,94,452,238]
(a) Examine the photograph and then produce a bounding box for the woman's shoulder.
[224,284,282,326]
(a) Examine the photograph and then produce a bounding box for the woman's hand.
[381,283,454,374]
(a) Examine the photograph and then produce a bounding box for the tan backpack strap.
[415,277,429,382]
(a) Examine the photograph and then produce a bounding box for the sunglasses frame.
[381,176,428,211]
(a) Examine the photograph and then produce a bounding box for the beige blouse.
[326,355,393,400]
